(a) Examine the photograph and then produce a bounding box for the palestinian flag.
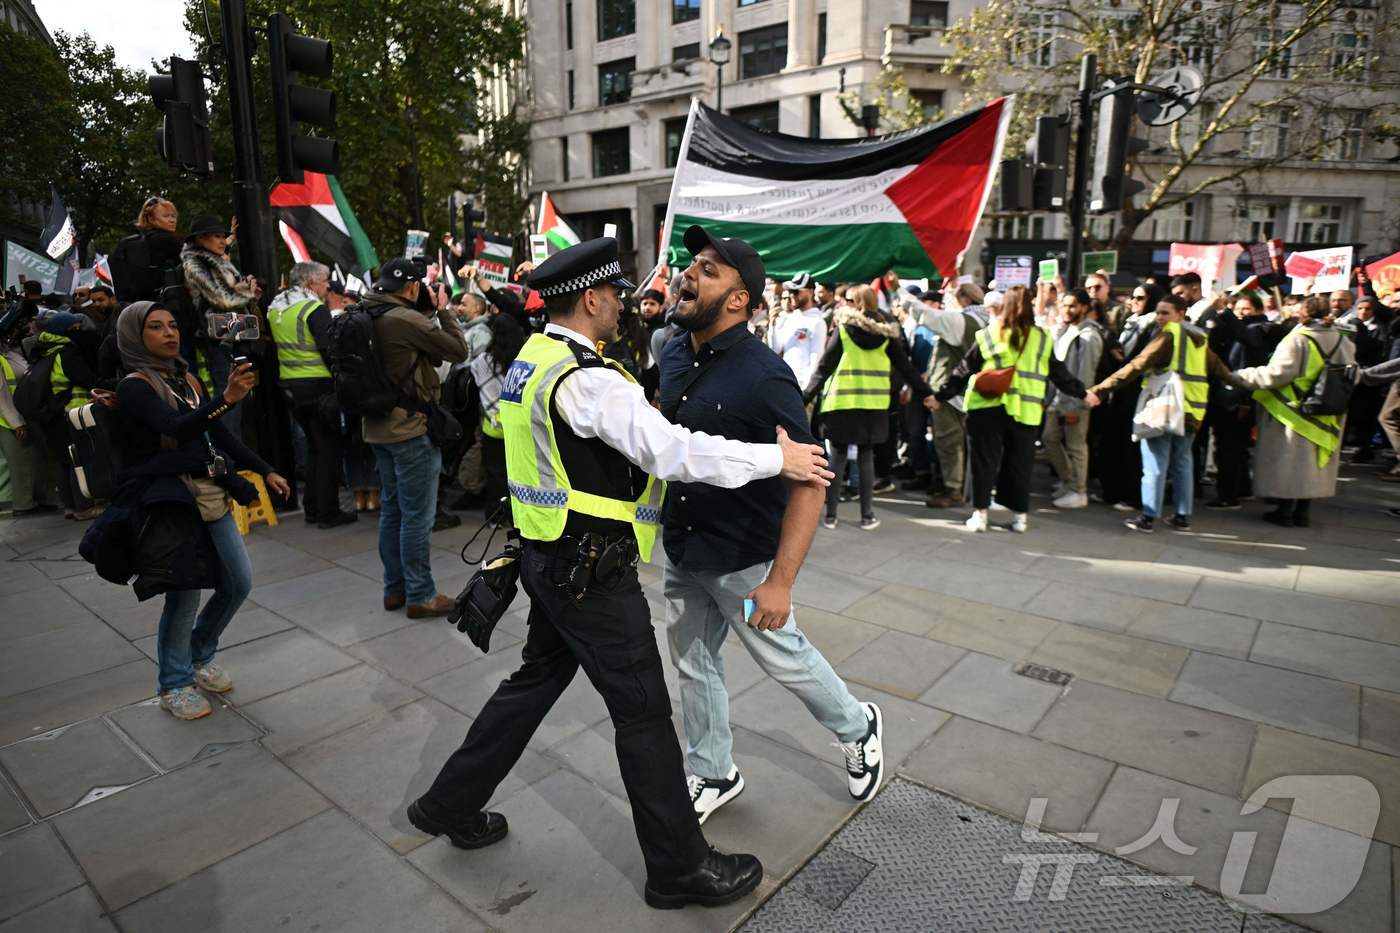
[270,172,379,274]
[278,220,312,264]
[538,192,580,254]
[662,98,1013,281]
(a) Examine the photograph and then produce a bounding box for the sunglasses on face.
[1132,294,1148,300]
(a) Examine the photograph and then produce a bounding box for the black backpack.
[325,302,409,417]
[67,401,121,501]
[13,353,64,422]
[1296,334,1356,417]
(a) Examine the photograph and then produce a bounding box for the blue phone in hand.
[743,598,756,622]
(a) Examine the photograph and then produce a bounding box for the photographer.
[361,258,469,619]
[180,214,261,437]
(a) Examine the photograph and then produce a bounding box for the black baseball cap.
[683,225,766,311]
[374,257,421,292]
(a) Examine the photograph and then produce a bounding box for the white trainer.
[194,662,233,694]
[687,767,745,825]
[160,686,211,721]
[1009,513,1029,533]
[839,702,884,801]
[965,510,989,533]
[1052,490,1089,509]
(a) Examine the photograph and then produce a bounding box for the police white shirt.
[543,323,783,488]
[768,307,827,387]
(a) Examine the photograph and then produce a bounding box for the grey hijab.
[116,301,193,409]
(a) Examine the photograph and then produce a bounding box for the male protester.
[816,281,837,320]
[268,261,356,529]
[1085,272,1124,333]
[908,282,989,509]
[660,226,884,825]
[767,272,827,388]
[361,259,468,618]
[408,237,832,909]
[1044,288,1104,509]
[639,288,666,326]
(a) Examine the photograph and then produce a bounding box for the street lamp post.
[709,28,732,112]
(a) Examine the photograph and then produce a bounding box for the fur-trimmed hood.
[837,306,903,349]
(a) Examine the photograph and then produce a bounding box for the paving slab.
[347,616,523,684]
[0,885,116,933]
[1361,689,1400,758]
[241,664,421,755]
[114,810,481,933]
[1244,726,1400,848]
[1158,544,1300,591]
[0,619,143,701]
[238,536,337,586]
[0,659,155,747]
[54,573,169,641]
[1169,651,1361,745]
[899,716,1116,833]
[0,779,27,835]
[790,565,884,613]
[1190,577,1400,646]
[782,605,884,665]
[0,585,97,643]
[207,628,359,703]
[0,718,154,817]
[919,651,1064,733]
[1022,554,1203,605]
[271,585,425,647]
[1251,624,1400,694]
[1034,680,1255,797]
[1125,604,1260,659]
[131,607,293,661]
[0,823,85,922]
[1295,565,1400,609]
[839,582,941,635]
[1029,624,1189,699]
[248,565,373,614]
[867,553,1049,610]
[284,697,558,854]
[52,744,328,910]
[1020,580,1156,633]
[108,697,261,770]
[834,630,965,699]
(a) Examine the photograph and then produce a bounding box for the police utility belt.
[530,532,639,600]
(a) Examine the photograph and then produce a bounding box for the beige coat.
[1230,323,1354,500]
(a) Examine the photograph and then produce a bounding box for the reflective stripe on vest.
[46,339,92,412]
[821,328,889,412]
[1252,332,1342,468]
[1144,321,1208,421]
[963,324,1052,427]
[499,333,665,561]
[267,299,332,380]
[0,355,16,430]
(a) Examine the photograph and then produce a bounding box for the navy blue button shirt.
[659,323,818,572]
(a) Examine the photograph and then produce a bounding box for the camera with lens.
[206,311,261,342]
[206,451,229,479]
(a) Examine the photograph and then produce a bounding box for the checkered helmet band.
[536,260,625,298]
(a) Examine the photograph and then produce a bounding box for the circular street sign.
[1137,66,1203,126]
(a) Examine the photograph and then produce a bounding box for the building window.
[1087,215,1119,241]
[807,94,821,138]
[740,23,788,79]
[664,117,688,167]
[910,1,949,29]
[738,0,768,6]
[1234,200,1282,241]
[598,58,635,107]
[992,214,1048,240]
[565,1,573,49]
[1245,107,1291,160]
[592,127,631,177]
[1147,200,1195,241]
[817,13,827,62]
[1017,12,1056,67]
[673,42,700,62]
[1293,201,1346,243]
[1172,19,1219,74]
[912,90,944,122]
[597,0,635,41]
[1321,110,1364,161]
[1252,27,1292,79]
[730,102,781,133]
[561,136,570,181]
[1331,15,1374,82]
[566,70,575,110]
[673,0,700,24]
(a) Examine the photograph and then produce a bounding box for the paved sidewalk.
[1,461,1397,932]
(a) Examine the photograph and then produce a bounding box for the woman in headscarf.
[113,301,290,720]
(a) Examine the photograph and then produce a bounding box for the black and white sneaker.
[688,767,745,825]
[839,702,884,801]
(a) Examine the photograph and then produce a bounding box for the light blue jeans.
[664,561,867,780]
[1140,430,1195,519]
[157,511,253,693]
[371,434,441,604]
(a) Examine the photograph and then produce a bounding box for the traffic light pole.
[1067,53,1096,287]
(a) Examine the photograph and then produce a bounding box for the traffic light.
[998,159,1034,212]
[463,199,486,248]
[1029,115,1068,211]
[268,13,338,183]
[1089,84,1147,213]
[149,57,212,174]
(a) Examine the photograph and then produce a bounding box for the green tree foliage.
[0,25,75,235]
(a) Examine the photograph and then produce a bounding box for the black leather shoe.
[407,800,508,850]
[644,847,763,910]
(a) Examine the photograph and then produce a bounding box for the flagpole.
[657,98,700,275]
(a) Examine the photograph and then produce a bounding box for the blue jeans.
[157,511,253,693]
[1140,430,1195,519]
[371,434,441,604]
[664,561,867,780]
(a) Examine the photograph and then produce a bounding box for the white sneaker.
[839,702,884,801]
[1052,491,1089,509]
[1050,481,1068,499]
[965,510,988,533]
[194,662,233,693]
[1009,513,1029,533]
[159,686,211,720]
[687,767,745,825]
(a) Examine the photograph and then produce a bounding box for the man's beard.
[673,290,729,333]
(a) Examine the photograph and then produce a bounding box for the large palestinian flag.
[663,98,1013,281]
[269,172,379,274]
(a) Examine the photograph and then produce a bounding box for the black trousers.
[40,416,89,512]
[1098,387,1142,507]
[480,433,509,524]
[420,544,707,876]
[1212,404,1254,503]
[285,383,345,521]
[967,407,1037,514]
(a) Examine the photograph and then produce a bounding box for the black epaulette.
[551,333,607,369]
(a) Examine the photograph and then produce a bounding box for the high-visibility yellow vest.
[482,409,504,439]
[964,324,1053,426]
[194,347,214,397]
[0,355,18,430]
[1253,331,1342,468]
[267,299,332,380]
[821,328,889,412]
[1145,321,1208,423]
[41,334,92,412]
[499,333,665,561]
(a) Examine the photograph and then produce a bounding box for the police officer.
[267,261,355,528]
[408,238,833,909]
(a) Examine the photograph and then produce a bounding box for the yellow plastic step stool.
[232,470,279,536]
